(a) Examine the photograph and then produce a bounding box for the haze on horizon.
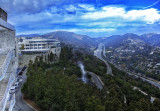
[0,0,160,37]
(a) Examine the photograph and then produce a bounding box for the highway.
[95,43,160,89]
[87,71,104,90]
[13,68,34,111]
[114,64,160,89]
[94,43,112,75]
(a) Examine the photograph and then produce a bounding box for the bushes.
[22,46,160,111]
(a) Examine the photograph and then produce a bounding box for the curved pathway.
[87,71,104,90]
[13,69,34,111]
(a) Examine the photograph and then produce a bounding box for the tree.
[85,96,104,111]
[135,98,150,111]
[152,98,160,111]
[105,98,123,111]
[20,44,24,50]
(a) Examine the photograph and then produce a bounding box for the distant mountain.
[17,34,40,37]
[141,33,160,46]
[17,32,160,50]
[98,33,146,48]
[41,31,97,49]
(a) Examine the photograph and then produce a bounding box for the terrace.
[0,8,16,111]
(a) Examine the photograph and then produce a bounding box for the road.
[95,43,160,89]
[108,54,160,89]
[94,43,112,75]
[13,68,34,111]
[113,64,160,89]
[87,71,104,90]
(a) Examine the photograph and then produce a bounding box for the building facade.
[0,8,7,22]
[18,37,61,54]
[0,8,18,111]
[18,37,61,67]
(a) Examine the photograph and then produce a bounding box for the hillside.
[41,31,97,49]
[141,33,160,46]
[17,34,40,37]
[98,33,160,47]
[17,32,160,50]
[97,33,146,48]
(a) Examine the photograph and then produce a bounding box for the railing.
[0,70,16,111]
[0,18,15,31]
[0,49,15,111]
[0,50,14,81]
[9,94,15,111]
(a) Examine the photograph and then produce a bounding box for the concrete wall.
[0,30,15,50]
[19,54,39,67]
[50,47,61,57]
[19,48,61,67]
[0,8,7,22]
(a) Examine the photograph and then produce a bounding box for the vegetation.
[22,46,160,111]
[20,44,24,50]
[72,50,107,76]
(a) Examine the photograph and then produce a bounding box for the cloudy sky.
[0,0,160,37]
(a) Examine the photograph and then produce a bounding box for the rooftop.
[0,8,15,31]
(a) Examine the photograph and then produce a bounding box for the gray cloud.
[0,0,82,14]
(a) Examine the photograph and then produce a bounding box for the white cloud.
[78,4,95,11]
[82,6,160,24]
[82,6,125,20]
[17,28,116,35]
[125,8,160,24]
[0,0,80,13]
[78,21,126,28]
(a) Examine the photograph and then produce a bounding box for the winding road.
[94,43,112,75]
[13,69,34,111]
[94,43,160,89]
[87,71,104,90]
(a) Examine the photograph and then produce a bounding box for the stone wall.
[0,8,7,22]
[0,30,15,50]
[19,54,39,67]
[50,47,61,57]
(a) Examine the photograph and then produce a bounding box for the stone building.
[0,8,18,111]
[18,37,61,67]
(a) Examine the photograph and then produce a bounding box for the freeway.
[114,64,160,89]
[13,68,34,111]
[87,71,104,90]
[94,43,112,75]
[95,43,160,89]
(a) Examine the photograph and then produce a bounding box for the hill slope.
[41,31,97,49]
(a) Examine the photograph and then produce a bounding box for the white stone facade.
[18,37,61,54]
[0,9,17,111]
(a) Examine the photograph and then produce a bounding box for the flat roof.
[21,49,50,52]
[0,18,15,31]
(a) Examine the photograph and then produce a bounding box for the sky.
[0,0,160,37]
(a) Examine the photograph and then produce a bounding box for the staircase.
[0,50,16,111]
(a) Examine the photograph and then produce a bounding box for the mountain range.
[17,31,160,48]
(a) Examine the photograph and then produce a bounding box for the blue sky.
[0,0,160,37]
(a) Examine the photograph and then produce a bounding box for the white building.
[0,8,18,111]
[18,37,61,55]
[18,37,61,67]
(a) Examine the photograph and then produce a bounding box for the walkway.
[13,68,35,111]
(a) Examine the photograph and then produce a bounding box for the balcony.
[0,50,14,81]
[0,50,16,111]
[0,70,16,111]
[0,18,15,31]
[5,93,15,111]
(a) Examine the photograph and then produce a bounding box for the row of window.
[25,47,46,49]
[25,43,56,46]
[29,41,56,43]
